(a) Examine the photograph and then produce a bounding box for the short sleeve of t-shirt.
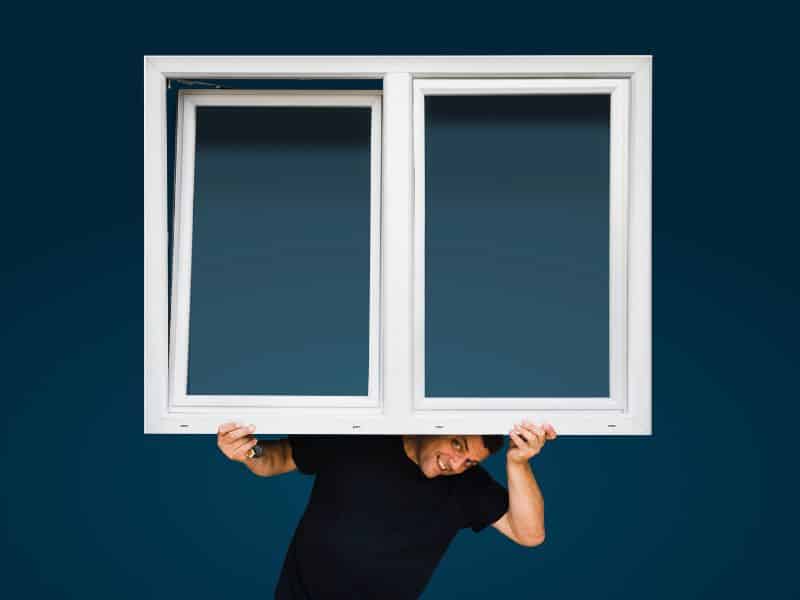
[288,435,343,475]
[455,465,509,532]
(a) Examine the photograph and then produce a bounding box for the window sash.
[169,91,383,409]
[412,79,629,412]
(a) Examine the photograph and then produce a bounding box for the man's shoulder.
[289,434,399,444]
[289,435,399,451]
[288,435,401,472]
[454,463,501,490]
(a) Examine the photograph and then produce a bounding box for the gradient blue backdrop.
[3,3,796,599]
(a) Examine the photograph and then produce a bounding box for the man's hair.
[481,434,505,456]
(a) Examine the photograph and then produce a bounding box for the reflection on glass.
[188,107,371,395]
[425,95,610,397]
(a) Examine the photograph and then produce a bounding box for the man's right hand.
[217,422,258,463]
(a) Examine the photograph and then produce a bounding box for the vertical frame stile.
[169,93,196,408]
[143,58,169,432]
[609,79,631,414]
[412,80,426,409]
[367,96,383,408]
[381,73,415,421]
[628,59,653,435]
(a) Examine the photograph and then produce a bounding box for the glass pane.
[425,95,609,397]
[187,106,371,395]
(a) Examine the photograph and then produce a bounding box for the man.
[217,421,556,599]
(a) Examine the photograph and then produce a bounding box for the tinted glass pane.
[425,95,609,397]
[187,106,371,395]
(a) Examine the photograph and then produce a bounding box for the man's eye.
[452,439,462,451]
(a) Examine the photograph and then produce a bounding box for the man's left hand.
[507,421,557,464]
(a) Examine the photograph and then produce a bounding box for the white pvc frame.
[413,79,629,413]
[144,56,651,435]
[170,91,382,411]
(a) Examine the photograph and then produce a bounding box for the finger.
[521,421,545,439]
[218,422,239,435]
[232,441,257,462]
[513,425,536,446]
[521,421,543,438]
[233,437,258,459]
[224,424,256,443]
[230,435,256,454]
[230,437,257,459]
[521,420,545,438]
[521,423,547,448]
[509,430,527,449]
[543,424,557,440]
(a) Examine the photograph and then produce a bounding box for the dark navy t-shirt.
[275,436,508,599]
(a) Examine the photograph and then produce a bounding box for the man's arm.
[492,421,556,547]
[216,422,297,477]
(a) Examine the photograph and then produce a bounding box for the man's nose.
[450,455,467,471]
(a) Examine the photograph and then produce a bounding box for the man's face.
[414,435,491,478]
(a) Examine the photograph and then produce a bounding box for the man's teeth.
[437,456,447,471]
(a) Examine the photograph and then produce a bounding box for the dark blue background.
[3,3,796,599]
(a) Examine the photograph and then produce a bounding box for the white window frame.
[144,55,651,435]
